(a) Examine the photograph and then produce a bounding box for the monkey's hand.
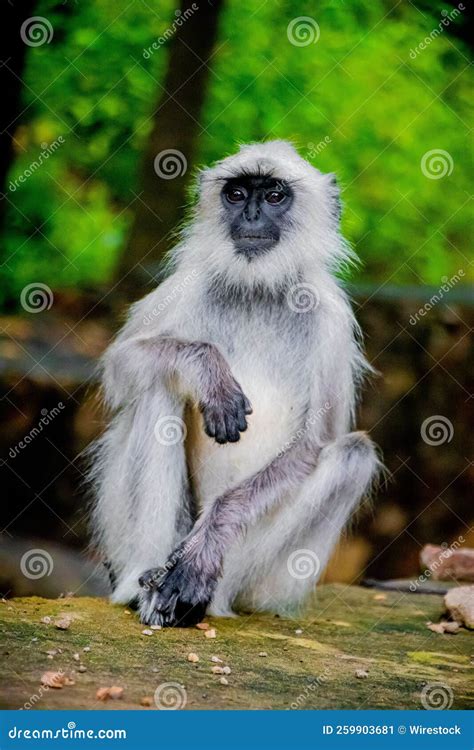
[199,359,252,444]
[138,541,220,627]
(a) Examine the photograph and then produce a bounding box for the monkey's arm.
[139,433,322,625]
[103,336,252,443]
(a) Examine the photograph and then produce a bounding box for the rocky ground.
[1,585,472,710]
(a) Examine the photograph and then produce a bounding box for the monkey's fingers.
[242,394,253,415]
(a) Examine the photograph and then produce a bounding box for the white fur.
[89,141,378,611]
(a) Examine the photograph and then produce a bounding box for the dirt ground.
[1,584,472,710]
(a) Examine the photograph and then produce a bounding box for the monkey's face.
[221,176,294,260]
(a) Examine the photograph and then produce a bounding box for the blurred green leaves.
[2,0,471,308]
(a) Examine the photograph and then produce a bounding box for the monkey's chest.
[185,368,304,508]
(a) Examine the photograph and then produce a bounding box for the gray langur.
[89,140,380,627]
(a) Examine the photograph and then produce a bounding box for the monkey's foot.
[138,561,216,627]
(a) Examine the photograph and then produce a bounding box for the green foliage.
[2,0,471,307]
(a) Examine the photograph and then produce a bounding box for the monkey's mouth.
[232,234,278,259]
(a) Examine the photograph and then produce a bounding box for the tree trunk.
[0,0,37,233]
[117,0,224,298]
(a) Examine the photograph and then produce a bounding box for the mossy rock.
[1,585,473,710]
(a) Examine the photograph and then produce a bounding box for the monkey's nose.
[243,200,260,222]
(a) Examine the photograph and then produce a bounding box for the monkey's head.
[186,141,347,292]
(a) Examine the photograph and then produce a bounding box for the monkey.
[89,140,380,627]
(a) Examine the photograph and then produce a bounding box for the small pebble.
[196,622,210,630]
[142,629,153,636]
[31,637,38,642]
[295,629,303,635]
[83,646,91,652]
[222,666,231,675]
[41,616,52,625]
[211,656,223,663]
[204,628,217,639]
[150,624,161,631]
[73,653,80,662]
[187,653,199,663]
[140,696,153,707]
[258,652,268,657]
[55,616,72,630]
[220,677,229,686]
[77,665,87,673]
[355,669,369,679]
[211,666,224,674]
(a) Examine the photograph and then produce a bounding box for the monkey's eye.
[225,187,246,204]
[265,190,285,205]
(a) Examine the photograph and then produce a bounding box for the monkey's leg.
[93,336,252,609]
[220,432,380,615]
[139,432,378,626]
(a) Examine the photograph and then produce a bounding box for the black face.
[221,175,293,260]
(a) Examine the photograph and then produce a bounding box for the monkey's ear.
[327,173,342,222]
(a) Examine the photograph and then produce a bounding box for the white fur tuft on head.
[176,141,352,292]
